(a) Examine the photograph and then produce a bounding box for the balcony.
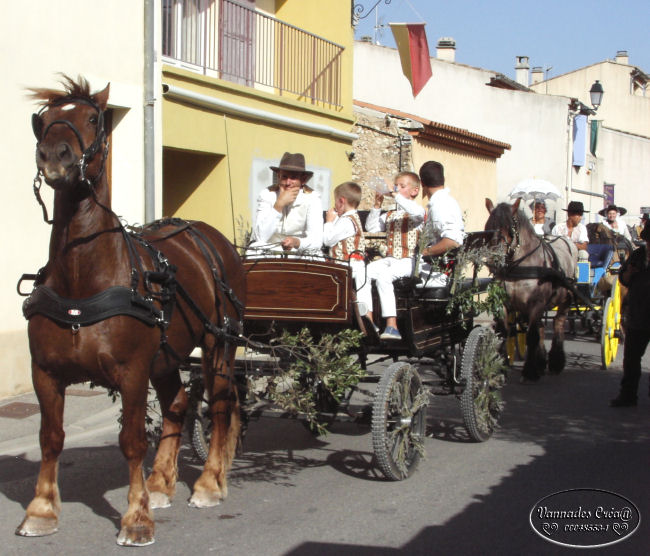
[162,0,344,108]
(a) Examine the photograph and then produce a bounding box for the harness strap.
[22,285,161,327]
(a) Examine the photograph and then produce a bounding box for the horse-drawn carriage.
[189,242,506,482]
[17,76,506,545]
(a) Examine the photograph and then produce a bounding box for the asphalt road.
[1,329,648,555]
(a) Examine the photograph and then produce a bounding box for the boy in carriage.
[323,181,366,290]
[356,171,425,340]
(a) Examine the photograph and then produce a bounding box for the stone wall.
[351,110,414,210]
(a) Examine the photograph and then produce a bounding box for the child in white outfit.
[357,172,425,340]
[323,182,366,289]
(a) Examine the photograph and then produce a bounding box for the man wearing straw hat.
[249,152,323,255]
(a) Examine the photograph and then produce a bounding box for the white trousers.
[356,257,414,317]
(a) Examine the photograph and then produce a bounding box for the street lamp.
[589,80,604,110]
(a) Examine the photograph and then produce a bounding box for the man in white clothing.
[419,161,464,286]
[599,204,631,242]
[249,152,323,256]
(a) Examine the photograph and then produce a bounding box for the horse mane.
[27,74,92,106]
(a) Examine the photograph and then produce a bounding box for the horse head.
[484,197,523,254]
[30,75,109,193]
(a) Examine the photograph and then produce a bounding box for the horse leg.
[522,319,546,381]
[189,344,240,508]
[146,370,188,509]
[116,376,155,547]
[16,363,65,537]
[548,307,568,374]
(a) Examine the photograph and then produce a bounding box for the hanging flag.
[572,114,587,167]
[590,120,601,156]
[389,23,432,97]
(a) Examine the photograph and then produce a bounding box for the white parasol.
[508,178,562,201]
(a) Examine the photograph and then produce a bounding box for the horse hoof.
[15,516,58,537]
[116,525,155,547]
[188,491,222,508]
[149,491,171,509]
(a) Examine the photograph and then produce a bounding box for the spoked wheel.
[190,371,249,462]
[460,326,507,442]
[600,277,622,369]
[189,371,211,463]
[371,362,428,481]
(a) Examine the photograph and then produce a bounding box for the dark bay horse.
[485,198,577,381]
[17,76,246,546]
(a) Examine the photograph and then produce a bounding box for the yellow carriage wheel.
[516,327,527,359]
[600,296,619,369]
[506,336,517,365]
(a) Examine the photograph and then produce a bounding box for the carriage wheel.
[505,336,517,365]
[190,373,211,463]
[371,362,428,481]
[600,278,622,370]
[460,326,507,442]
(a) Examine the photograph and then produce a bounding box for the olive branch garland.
[416,225,509,323]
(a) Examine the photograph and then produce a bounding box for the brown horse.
[485,198,576,381]
[16,76,246,546]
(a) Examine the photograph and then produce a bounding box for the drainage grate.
[0,402,40,419]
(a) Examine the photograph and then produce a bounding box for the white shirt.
[425,188,464,246]
[602,217,631,241]
[364,194,425,233]
[323,209,359,247]
[250,187,323,253]
[552,221,589,244]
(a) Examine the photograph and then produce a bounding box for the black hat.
[270,152,313,178]
[419,161,445,187]
[640,220,650,241]
[598,204,627,217]
[563,201,588,215]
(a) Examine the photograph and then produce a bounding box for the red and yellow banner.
[390,23,432,97]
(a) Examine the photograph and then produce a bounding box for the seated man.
[419,161,464,286]
[249,152,323,257]
[552,201,589,261]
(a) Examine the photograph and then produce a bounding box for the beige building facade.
[529,52,650,224]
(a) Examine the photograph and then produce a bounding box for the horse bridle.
[31,96,109,223]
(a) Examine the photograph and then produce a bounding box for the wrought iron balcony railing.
[162,0,344,108]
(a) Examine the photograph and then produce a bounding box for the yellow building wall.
[412,142,499,234]
[162,66,356,241]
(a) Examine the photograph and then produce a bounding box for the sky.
[353,0,649,80]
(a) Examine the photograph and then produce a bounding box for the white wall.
[353,41,572,211]
[0,0,149,397]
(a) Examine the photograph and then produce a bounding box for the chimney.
[531,66,544,85]
[615,50,629,64]
[515,56,530,86]
[436,37,456,62]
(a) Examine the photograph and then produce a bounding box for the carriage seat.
[393,276,491,300]
[587,243,614,269]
